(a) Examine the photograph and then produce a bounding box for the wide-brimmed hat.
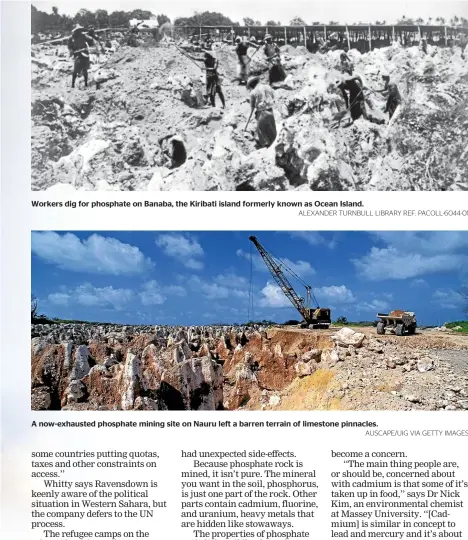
[235,36,242,43]
[381,72,390,79]
[264,34,272,41]
[169,135,184,144]
[72,24,84,34]
[246,76,261,89]
[249,36,257,43]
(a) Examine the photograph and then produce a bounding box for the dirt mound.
[31,41,468,191]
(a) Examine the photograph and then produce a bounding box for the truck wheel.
[376,322,385,335]
[407,325,416,335]
[395,324,404,336]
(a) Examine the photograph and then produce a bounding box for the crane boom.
[249,235,309,320]
[248,235,331,328]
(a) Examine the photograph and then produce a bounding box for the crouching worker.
[68,25,94,88]
[336,75,367,122]
[158,134,187,169]
[246,77,277,148]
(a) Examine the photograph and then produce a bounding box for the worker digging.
[31,11,468,191]
[67,24,95,88]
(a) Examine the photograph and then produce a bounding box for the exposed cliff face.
[32,40,468,191]
[31,324,468,411]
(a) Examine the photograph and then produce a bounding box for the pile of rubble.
[31,39,468,191]
[31,324,468,411]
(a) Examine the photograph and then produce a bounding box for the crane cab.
[302,307,331,329]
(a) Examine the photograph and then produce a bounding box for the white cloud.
[259,282,291,308]
[76,284,133,310]
[354,232,468,281]
[31,232,154,275]
[164,285,187,297]
[372,232,468,256]
[356,299,390,314]
[214,273,248,288]
[187,275,247,300]
[48,283,134,311]
[432,288,464,310]
[288,231,336,248]
[353,246,468,281]
[187,276,228,299]
[200,282,230,299]
[139,280,166,306]
[259,282,355,309]
[48,279,186,311]
[47,292,70,306]
[236,249,315,277]
[156,233,204,270]
[315,285,356,304]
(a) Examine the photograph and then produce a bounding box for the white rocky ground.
[31,323,468,411]
[31,38,468,191]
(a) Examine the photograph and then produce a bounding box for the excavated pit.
[31,40,468,191]
[31,323,468,411]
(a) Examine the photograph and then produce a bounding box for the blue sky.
[31,231,468,326]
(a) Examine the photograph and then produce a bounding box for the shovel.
[244,109,255,131]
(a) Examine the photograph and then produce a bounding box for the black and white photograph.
[31,1,468,191]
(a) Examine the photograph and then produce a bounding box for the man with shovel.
[235,37,251,85]
[182,48,226,108]
[68,25,95,88]
[245,76,277,148]
[263,34,286,84]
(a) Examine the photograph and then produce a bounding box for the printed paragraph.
[330,450,467,538]
[180,449,317,540]
[30,450,166,539]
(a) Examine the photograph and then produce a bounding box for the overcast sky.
[32,0,468,24]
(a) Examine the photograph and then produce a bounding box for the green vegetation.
[334,316,348,325]
[243,320,277,326]
[445,321,468,333]
[333,318,375,327]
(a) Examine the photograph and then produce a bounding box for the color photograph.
[31,231,468,411]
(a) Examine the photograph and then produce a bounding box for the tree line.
[31,6,170,34]
[32,6,468,35]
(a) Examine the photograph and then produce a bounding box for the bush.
[335,316,348,325]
